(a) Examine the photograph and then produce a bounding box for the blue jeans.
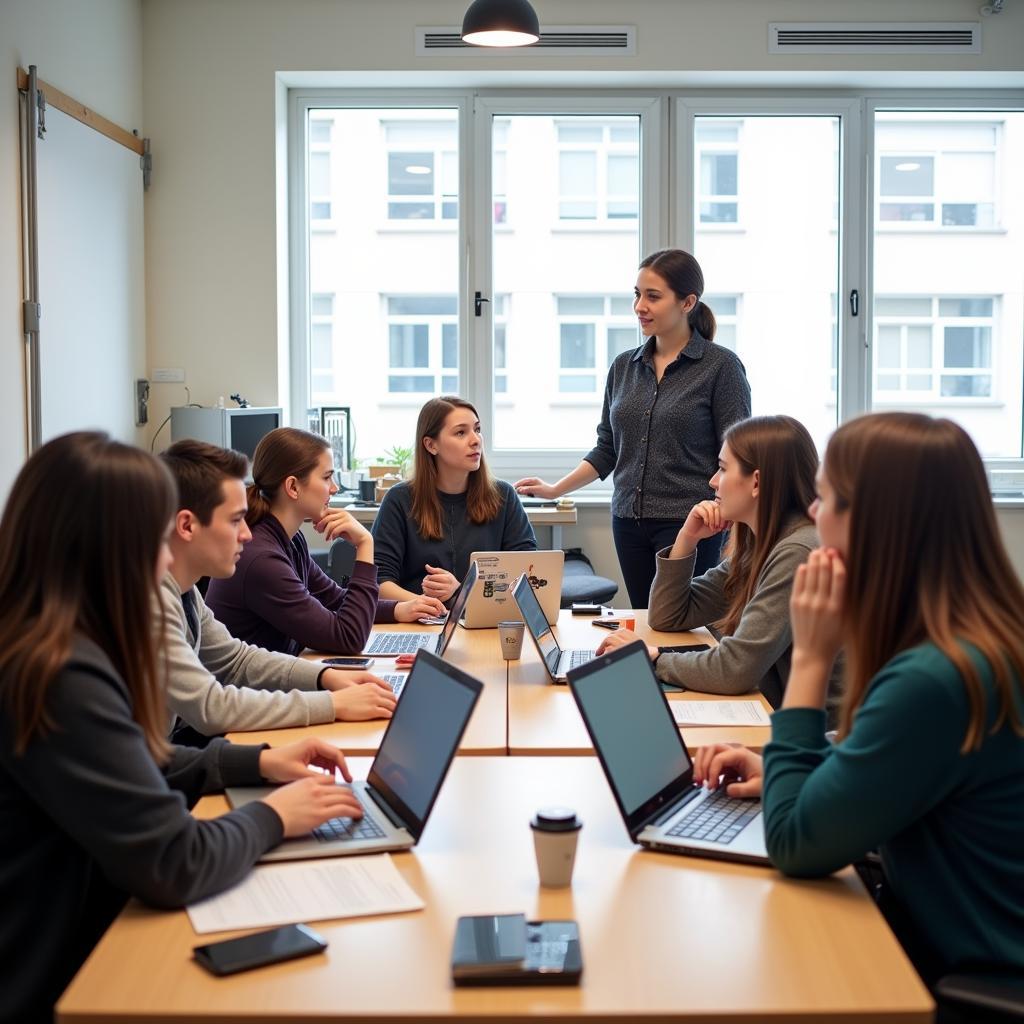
[611,516,726,609]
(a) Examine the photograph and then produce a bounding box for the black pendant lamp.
[461,0,541,47]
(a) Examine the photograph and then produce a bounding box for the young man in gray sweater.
[159,441,397,739]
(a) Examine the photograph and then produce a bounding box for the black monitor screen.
[229,412,280,461]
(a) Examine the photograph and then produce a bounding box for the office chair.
[936,971,1024,1023]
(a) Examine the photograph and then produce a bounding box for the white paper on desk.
[186,853,424,934]
[670,700,771,727]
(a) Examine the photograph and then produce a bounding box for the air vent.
[416,26,636,57]
[769,22,980,54]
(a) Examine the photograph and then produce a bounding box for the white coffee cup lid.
[531,807,581,832]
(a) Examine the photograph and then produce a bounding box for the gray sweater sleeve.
[6,661,283,909]
[648,537,809,696]
[159,578,335,735]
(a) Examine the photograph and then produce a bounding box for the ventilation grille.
[416,26,636,57]
[769,22,980,54]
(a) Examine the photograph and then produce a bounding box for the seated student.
[372,395,537,604]
[159,440,396,740]
[0,432,367,1023]
[597,415,841,713]
[693,413,1024,984]
[206,427,444,656]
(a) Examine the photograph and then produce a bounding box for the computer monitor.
[170,406,282,461]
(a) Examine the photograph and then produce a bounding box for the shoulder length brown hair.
[410,396,501,541]
[0,432,176,762]
[717,416,818,636]
[247,427,330,528]
[827,412,1024,750]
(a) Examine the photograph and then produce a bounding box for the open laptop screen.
[568,643,692,823]
[512,573,560,673]
[367,651,481,838]
[437,561,478,655]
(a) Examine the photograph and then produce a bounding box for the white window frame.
[695,120,741,228]
[309,292,335,398]
[383,295,459,398]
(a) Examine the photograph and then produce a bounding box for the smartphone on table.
[193,923,328,976]
[321,656,374,670]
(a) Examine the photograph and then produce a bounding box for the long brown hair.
[639,249,717,341]
[826,413,1024,749]
[716,416,818,635]
[247,427,330,527]
[410,396,501,541]
[0,432,176,762]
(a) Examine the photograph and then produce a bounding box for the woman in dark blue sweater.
[373,395,536,605]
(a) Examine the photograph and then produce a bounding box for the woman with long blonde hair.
[694,412,1024,981]
[372,396,536,604]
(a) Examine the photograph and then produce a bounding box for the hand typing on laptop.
[595,628,658,660]
[393,594,447,623]
[692,743,764,799]
[319,671,397,721]
[257,738,365,838]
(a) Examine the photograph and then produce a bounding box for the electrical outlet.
[152,367,185,383]
[135,378,149,426]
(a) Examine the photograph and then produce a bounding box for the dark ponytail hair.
[639,249,717,342]
[247,427,331,527]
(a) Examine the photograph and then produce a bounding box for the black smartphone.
[193,924,328,976]
[657,643,712,655]
[591,620,619,630]
[321,656,374,669]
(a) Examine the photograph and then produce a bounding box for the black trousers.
[611,516,726,609]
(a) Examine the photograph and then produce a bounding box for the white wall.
[0,0,144,498]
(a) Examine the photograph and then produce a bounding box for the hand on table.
[329,678,397,721]
[692,742,764,799]
[394,594,447,623]
[594,628,658,661]
[513,477,559,500]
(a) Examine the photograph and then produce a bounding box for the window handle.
[849,289,859,317]
[474,291,490,317]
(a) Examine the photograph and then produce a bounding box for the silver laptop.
[567,642,769,865]
[363,562,478,657]
[461,551,564,628]
[226,650,482,862]
[510,572,596,684]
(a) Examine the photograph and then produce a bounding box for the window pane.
[388,296,458,316]
[442,323,458,368]
[389,324,429,367]
[560,324,595,367]
[389,152,433,195]
[877,325,901,369]
[310,120,332,144]
[607,326,638,365]
[491,114,641,448]
[388,375,434,393]
[311,294,334,316]
[312,323,332,367]
[310,152,330,194]
[310,201,331,220]
[695,115,840,449]
[873,111,1024,456]
[880,202,934,222]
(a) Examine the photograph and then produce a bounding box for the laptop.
[510,572,596,684]
[567,641,769,865]
[363,562,478,656]
[226,649,482,862]
[461,550,564,629]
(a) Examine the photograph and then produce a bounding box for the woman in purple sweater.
[207,428,444,656]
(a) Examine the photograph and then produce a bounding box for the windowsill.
[994,496,1024,509]
[695,224,745,233]
[550,223,639,234]
[311,224,337,233]
[873,398,1004,409]
[377,223,458,234]
[875,225,1007,235]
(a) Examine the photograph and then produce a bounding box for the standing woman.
[373,395,536,605]
[694,413,1024,983]
[0,433,366,1022]
[206,426,445,656]
[515,249,751,607]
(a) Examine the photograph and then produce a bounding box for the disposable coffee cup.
[358,478,377,502]
[531,807,582,888]
[497,620,525,660]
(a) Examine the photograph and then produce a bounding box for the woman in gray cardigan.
[597,415,840,714]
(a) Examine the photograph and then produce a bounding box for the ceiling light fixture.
[461,0,541,47]
[894,161,922,172]
[405,165,432,174]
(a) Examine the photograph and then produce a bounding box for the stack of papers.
[670,700,771,727]
[187,853,424,934]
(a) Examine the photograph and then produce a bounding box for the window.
[309,116,333,223]
[493,295,509,394]
[310,293,335,399]
[386,296,458,394]
[556,296,638,393]
[385,120,458,222]
[876,116,998,228]
[696,121,739,225]
[873,297,994,400]
[703,294,739,351]
[556,119,639,222]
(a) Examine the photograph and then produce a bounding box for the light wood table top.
[58,757,932,1023]
[508,611,773,756]
[226,621,507,756]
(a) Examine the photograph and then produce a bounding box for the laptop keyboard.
[568,649,596,669]
[667,787,759,845]
[381,673,406,696]
[366,632,433,655]
[313,806,387,843]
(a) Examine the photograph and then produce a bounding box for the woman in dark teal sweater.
[694,412,1024,982]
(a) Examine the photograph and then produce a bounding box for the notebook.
[567,641,769,865]
[362,562,478,657]
[510,572,596,683]
[461,550,563,628]
[226,649,482,862]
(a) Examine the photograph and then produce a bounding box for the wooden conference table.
[224,611,772,757]
[58,757,933,1023]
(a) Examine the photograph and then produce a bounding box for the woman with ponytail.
[516,249,751,607]
[206,427,444,656]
